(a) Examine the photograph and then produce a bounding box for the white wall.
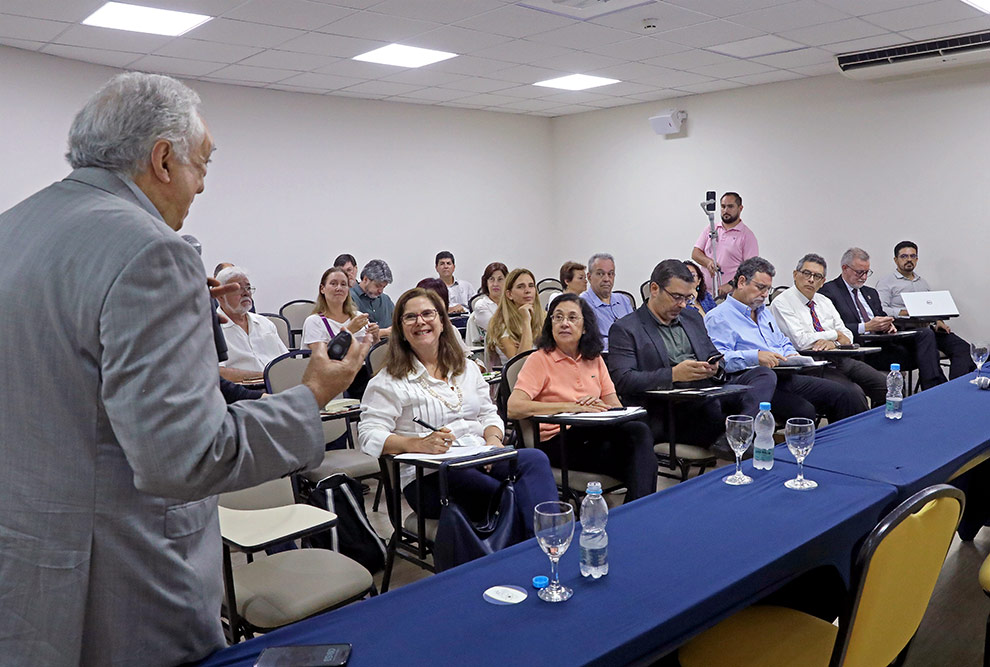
[0,45,555,313]
[551,68,990,342]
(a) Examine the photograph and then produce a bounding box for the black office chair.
[613,289,636,309]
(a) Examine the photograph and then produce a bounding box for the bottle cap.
[759,402,771,410]
[532,576,549,589]
[586,481,602,495]
[890,363,900,371]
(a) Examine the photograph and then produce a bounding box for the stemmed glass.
[723,415,754,486]
[783,417,817,490]
[970,342,988,384]
[534,501,575,602]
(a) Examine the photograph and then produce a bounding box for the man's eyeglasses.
[401,309,439,325]
[663,288,696,305]
[848,267,873,278]
[551,314,583,324]
[897,253,918,260]
[236,284,256,295]
[797,269,825,282]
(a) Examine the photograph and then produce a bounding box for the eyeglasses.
[750,281,772,294]
[401,309,439,325]
[897,253,918,260]
[797,269,825,282]
[663,288,696,305]
[847,267,873,278]
[236,284,256,295]
[551,314,583,324]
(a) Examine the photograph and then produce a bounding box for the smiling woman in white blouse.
[358,288,556,535]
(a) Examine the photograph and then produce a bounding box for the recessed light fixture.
[960,0,990,13]
[353,44,457,68]
[82,2,212,36]
[533,74,621,91]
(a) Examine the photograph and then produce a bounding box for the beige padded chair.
[366,339,389,378]
[278,299,315,348]
[259,312,293,349]
[219,478,376,643]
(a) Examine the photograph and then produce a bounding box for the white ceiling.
[2,0,989,116]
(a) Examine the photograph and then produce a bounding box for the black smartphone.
[706,353,724,365]
[254,643,351,667]
[327,330,353,361]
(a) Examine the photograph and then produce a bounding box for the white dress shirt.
[219,312,289,373]
[358,357,502,490]
[300,313,369,346]
[769,286,853,351]
[472,294,497,331]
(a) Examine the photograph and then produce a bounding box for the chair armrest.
[219,504,337,553]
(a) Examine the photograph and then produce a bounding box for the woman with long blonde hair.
[301,266,380,349]
[486,268,544,367]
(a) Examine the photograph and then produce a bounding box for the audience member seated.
[581,252,633,351]
[302,266,380,350]
[508,294,656,502]
[691,191,759,298]
[770,254,885,409]
[351,259,395,338]
[473,262,508,333]
[213,261,233,277]
[358,288,556,536]
[705,257,865,424]
[418,277,479,361]
[215,266,288,383]
[875,240,974,379]
[333,253,358,288]
[487,268,544,367]
[435,250,474,315]
[684,260,717,315]
[820,247,945,390]
[608,260,775,459]
[542,260,588,308]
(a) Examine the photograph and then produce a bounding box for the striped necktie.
[807,300,824,332]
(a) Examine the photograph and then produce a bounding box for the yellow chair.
[679,484,964,667]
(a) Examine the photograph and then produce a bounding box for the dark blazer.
[607,304,719,397]
[819,277,887,343]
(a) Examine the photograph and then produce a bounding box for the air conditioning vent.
[838,31,990,80]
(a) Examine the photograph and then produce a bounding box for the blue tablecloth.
[781,373,990,500]
[199,461,896,667]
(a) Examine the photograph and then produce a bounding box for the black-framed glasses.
[663,287,696,305]
[401,309,439,324]
[849,268,873,278]
[897,253,918,260]
[797,269,825,282]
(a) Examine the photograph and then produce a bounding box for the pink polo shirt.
[694,220,759,296]
[514,349,616,440]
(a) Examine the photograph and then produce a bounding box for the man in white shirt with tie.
[771,253,886,408]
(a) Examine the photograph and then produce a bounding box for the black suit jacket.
[607,304,719,398]
[819,277,886,344]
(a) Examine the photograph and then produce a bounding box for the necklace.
[416,374,463,412]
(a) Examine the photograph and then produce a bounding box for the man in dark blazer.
[819,247,945,390]
[608,259,775,453]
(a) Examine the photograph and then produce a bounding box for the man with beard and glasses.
[705,257,864,425]
[875,240,974,379]
[216,265,289,383]
[692,191,759,298]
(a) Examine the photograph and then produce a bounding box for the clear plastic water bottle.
[886,363,903,420]
[752,402,775,470]
[579,481,609,579]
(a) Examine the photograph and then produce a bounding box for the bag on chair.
[433,455,527,572]
[302,472,387,574]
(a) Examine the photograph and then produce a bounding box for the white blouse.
[301,313,369,347]
[358,357,503,490]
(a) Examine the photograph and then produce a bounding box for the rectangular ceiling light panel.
[82,2,212,36]
[534,73,620,89]
[353,44,457,68]
[518,0,656,21]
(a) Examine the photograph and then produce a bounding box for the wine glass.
[970,342,988,384]
[723,415,754,486]
[783,417,817,490]
[534,501,575,602]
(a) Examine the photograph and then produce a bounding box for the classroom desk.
[199,461,896,667]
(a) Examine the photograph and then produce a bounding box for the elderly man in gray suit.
[0,73,370,665]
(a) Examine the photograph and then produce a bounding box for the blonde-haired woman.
[301,266,380,349]
[486,268,544,367]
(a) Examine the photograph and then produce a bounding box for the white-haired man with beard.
[216,265,289,383]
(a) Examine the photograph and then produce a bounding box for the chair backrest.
[464,311,485,347]
[366,339,389,378]
[830,484,964,667]
[219,477,295,510]
[613,289,636,309]
[498,348,539,448]
[279,299,316,336]
[260,312,293,349]
[768,286,787,304]
[640,280,651,304]
[538,286,559,311]
[264,349,311,394]
[468,293,484,312]
[537,278,562,291]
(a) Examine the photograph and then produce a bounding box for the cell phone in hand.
[254,644,351,666]
[706,353,724,365]
[327,330,353,361]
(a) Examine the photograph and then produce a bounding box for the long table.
[199,461,895,667]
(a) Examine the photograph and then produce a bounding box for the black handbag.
[433,451,527,572]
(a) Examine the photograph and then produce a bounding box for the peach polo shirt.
[513,348,616,440]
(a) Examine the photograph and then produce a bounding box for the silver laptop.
[900,290,959,317]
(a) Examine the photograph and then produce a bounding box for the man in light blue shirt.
[705,257,864,424]
[581,252,633,351]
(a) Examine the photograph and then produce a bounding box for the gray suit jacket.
[0,168,324,666]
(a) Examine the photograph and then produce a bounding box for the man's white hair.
[215,266,250,285]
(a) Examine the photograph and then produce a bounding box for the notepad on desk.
[552,406,646,419]
[395,444,497,461]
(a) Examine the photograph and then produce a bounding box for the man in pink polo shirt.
[691,192,759,298]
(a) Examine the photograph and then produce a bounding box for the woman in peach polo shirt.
[507,294,656,502]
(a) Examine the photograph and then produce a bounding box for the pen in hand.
[413,417,457,451]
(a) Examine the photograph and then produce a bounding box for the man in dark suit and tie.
[819,247,945,390]
[607,259,775,455]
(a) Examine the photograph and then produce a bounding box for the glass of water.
[723,415,754,486]
[534,501,575,602]
[970,342,988,384]
[784,417,817,490]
